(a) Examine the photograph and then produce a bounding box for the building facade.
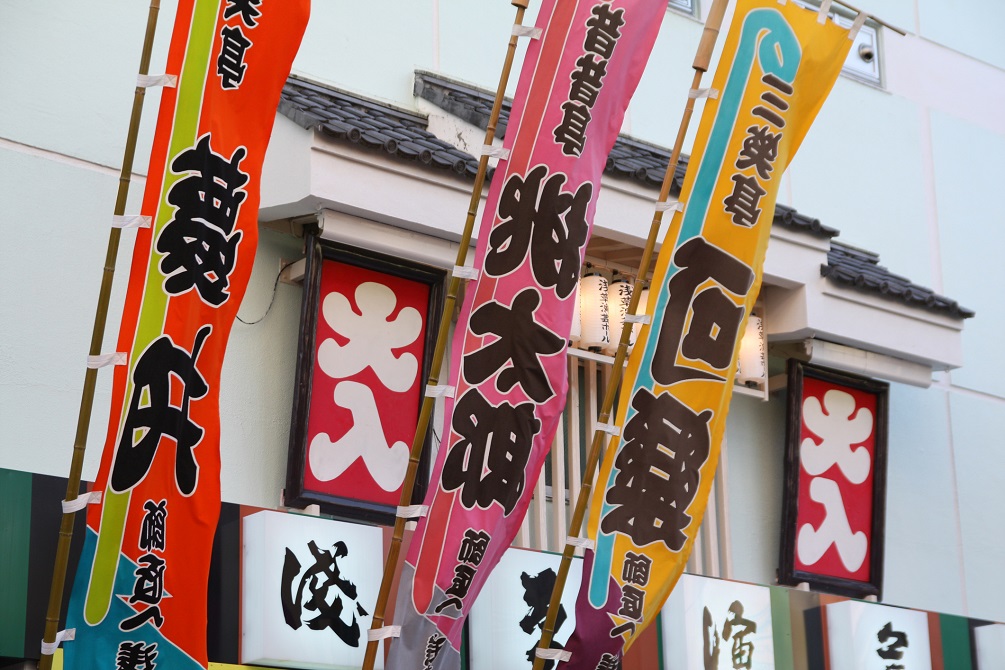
[2,0,1004,668]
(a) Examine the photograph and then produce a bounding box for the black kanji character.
[554,101,592,157]
[224,0,262,27]
[723,173,768,228]
[110,326,210,496]
[519,568,567,670]
[217,24,252,89]
[618,584,644,621]
[486,166,591,299]
[442,390,541,515]
[703,607,721,670]
[157,134,248,305]
[116,642,158,670]
[877,621,908,660]
[596,653,621,670]
[735,125,780,180]
[752,105,784,128]
[457,529,490,566]
[139,500,167,552]
[569,54,607,107]
[584,3,625,59]
[433,563,477,614]
[423,634,448,670]
[722,600,756,669]
[621,552,652,586]
[610,621,636,638]
[463,288,565,403]
[601,388,713,550]
[120,553,166,632]
[652,237,754,386]
[281,540,368,647]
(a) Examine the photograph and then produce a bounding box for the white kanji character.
[800,389,873,484]
[317,281,422,393]
[309,381,409,491]
[797,477,868,571]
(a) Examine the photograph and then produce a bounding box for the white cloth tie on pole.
[654,200,684,213]
[624,313,651,325]
[849,12,869,39]
[136,74,177,88]
[61,491,102,514]
[41,629,75,655]
[425,385,456,399]
[367,626,401,641]
[111,215,152,229]
[688,87,719,100]
[566,536,596,550]
[512,24,543,39]
[535,648,572,662]
[595,422,621,437]
[87,352,127,369]
[452,265,480,281]
[818,0,833,23]
[396,505,429,519]
[481,145,510,160]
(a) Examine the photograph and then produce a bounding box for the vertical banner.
[64,2,309,669]
[387,2,667,669]
[561,1,856,667]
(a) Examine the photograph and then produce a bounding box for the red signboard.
[779,361,889,598]
[286,239,443,524]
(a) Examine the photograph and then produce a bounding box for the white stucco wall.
[1,0,1003,624]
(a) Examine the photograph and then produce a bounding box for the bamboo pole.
[361,2,530,668]
[37,3,162,669]
[530,1,731,667]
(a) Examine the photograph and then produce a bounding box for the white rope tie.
[87,353,127,369]
[136,74,177,88]
[111,215,152,229]
[367,625,401,641]
[481,145,510,160]
[688,87,719,100]
[535,648,572,662]
[396,505,429,519]
[61,491,102,514]
[41,629,75,655]
[849,12,869,39]
[566,536,595,550]
[512,25,543,39]
[818,0,833,23]
[452,265,480,281]
[624,314,651,325]
[425,385,456,399]
[654,200,684,213]
[595,422,621,437]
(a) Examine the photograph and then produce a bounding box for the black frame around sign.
[778,360,890,599]
[284,233,445,526]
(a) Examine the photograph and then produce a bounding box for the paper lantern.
[628,288,649,354]
[604,276,632,355]
[569,279,582,345]
[579,273,609,350]
[736,314,766,385]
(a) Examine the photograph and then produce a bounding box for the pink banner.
[386,2,667,669]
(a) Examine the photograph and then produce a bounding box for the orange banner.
[65,2,309,668]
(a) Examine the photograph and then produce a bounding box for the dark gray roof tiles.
[822,242,974,319]
[280,76,482,178]
[276,73,972,320]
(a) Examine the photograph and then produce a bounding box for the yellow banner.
[562,1,856,665]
